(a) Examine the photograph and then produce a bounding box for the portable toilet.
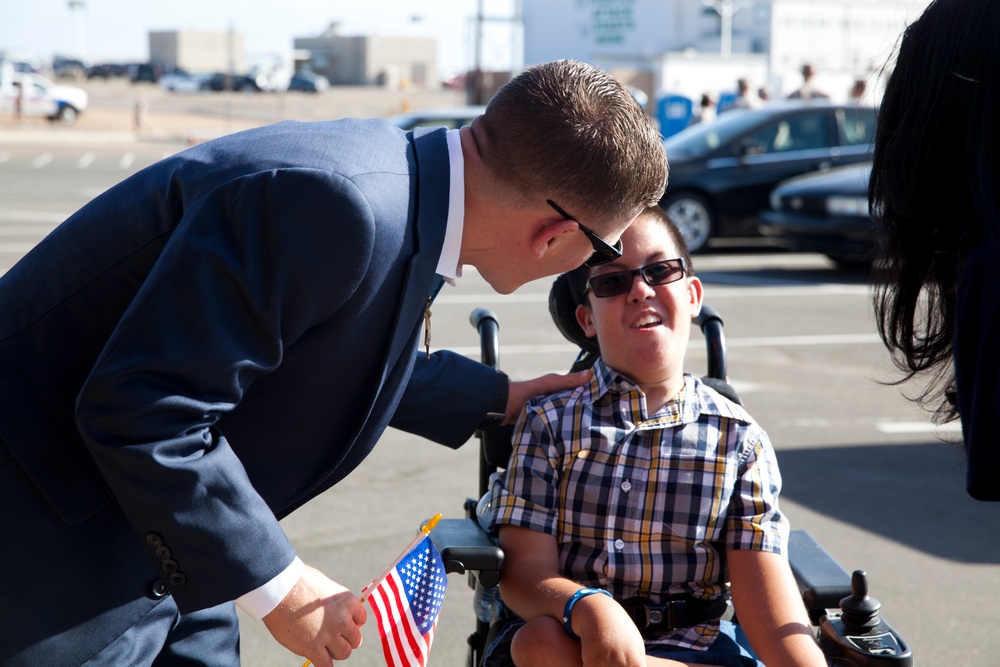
[657,93,693,138]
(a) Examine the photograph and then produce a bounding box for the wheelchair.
[429,274,913,667]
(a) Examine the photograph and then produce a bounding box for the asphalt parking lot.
[1,97,997,666]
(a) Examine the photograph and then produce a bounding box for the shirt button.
[620,480,632,492]
[614,538,625,550]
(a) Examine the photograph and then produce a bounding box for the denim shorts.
[482,618,763,667]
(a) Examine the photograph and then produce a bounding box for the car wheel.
[56,105,78,126]
[662,192,714,253]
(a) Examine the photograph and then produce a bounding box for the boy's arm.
[727,549,826,667]
[497,525,648,664]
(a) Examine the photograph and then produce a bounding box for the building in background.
[149,30,246,74]
[520,0,929,109]
[293,23,438,89]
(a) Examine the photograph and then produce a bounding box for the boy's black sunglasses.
[546,199,623,266]
[585,258,687,298]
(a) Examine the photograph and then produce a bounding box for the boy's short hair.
[478,60,668,229]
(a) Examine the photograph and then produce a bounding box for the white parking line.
[876,421,962,435]
[435,283,870,306]
[77,152,96,169]
[726,333,881,347]
[31,152,54,169]
[0,151,10,164]
[120,152,135,169]
[0,243,38,253]
[0,210,68,223]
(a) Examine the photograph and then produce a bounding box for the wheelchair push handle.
[469,307,500,370]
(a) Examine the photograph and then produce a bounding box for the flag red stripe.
[385,573,426,664]
[372,570,428,667]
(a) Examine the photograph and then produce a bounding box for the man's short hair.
[478,60,668,229]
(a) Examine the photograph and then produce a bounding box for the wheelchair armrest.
[431,517,504,588]
[788,530,852,624]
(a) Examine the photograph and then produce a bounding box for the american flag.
[367,534,448,667]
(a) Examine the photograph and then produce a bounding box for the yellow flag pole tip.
[421,513,443,534]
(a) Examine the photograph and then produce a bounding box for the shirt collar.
[435,128,465,285]
[583,358,714,426]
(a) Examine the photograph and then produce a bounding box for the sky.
[0,0,517,76]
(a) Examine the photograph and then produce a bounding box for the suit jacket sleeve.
[391,351,508,448]
[75,167,378,612]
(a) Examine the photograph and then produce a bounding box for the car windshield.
[664,109,774,157]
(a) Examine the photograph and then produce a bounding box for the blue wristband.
[562,587,613,639]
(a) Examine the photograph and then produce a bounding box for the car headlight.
[826,196,869,216]
[769,190,782,210]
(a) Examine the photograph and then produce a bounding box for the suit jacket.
[0,119,505,660]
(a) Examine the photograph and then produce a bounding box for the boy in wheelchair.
[485,207,825,666]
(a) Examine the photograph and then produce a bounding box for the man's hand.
[263,563,367,666]
[505,369,592,424]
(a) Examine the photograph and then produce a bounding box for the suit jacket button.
[162,559,179,574]
[169,573,187,587]
[155,545,171,560]
[150,580,169,599]
[146,533,162,547]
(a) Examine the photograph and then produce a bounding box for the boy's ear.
[530,219,580,259]
[575,303,597,338]
[688,276,705,317]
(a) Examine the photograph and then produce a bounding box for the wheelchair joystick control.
[817,569,913,666]
[840,570,881,633]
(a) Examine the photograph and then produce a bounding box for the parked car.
[386,106,486,130]
[758,162,877,267]
[203,72,262,92]
[660,103,877,253]
[0,70,88,125]
[129,63,163,83]
[159,71,207,93]
[287,71,329,93]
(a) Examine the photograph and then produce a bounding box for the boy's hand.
[505,370,592,424]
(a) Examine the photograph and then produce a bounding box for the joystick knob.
[839,570,881,633]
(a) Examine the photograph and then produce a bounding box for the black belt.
[620,596,729,638]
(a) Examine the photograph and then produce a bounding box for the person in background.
[690,93,716,125]
[730,77,759,109]
[787,64,829,101]
[870,0,1000,501]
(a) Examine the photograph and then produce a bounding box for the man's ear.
[575,303,597,338]
[530,219,580,259]
[688,276,705,318]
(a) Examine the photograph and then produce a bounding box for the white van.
[1,61,89,125]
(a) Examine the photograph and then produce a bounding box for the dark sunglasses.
[585,258,687,298]
[546,199,623,266]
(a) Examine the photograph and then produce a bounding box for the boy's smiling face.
[575,213,703,390]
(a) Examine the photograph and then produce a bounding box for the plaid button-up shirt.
[489,358,788,650]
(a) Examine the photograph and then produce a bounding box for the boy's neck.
[638,377,685,415]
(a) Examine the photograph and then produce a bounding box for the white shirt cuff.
[235,556,304,620]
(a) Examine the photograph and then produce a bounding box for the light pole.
[66,0,87,59]
[703,0,750,58]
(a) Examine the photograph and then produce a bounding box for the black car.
[758,162,877,266]
[660,103,877,253]
[203,73,262,92]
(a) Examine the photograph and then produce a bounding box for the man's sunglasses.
[546,199,623,266]
[585,258,687,298]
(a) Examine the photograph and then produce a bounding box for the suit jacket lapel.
[381,126,451,375]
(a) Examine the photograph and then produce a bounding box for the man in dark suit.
[0,60,667,666]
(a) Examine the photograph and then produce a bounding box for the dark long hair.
[870,0,1000,420]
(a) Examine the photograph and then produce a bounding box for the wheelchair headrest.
[548,271,600,357]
